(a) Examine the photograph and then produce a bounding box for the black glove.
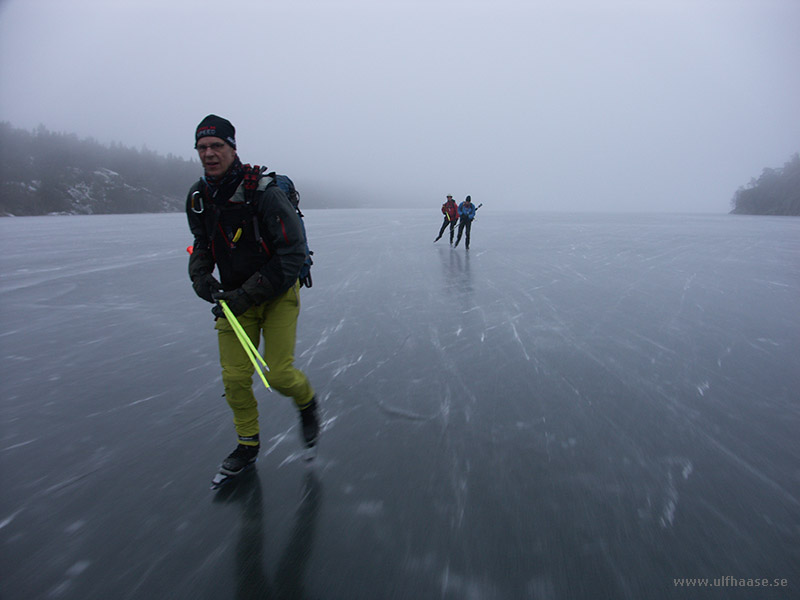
[192,273,222,303]
[211,288,253,319]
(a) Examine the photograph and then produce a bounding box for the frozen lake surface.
[1,210,799,599]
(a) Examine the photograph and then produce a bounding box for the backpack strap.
[241,164,275,256]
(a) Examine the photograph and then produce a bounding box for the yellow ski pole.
[218,300,271,391]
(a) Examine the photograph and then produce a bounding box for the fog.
[1,0,799,212]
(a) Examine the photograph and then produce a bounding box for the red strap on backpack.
[242,164,267,194]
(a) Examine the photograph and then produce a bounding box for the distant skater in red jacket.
[434,195,459,245]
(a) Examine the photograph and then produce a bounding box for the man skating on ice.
[434,194,459,245]
[454,195,477,250]
[186,115,319,484]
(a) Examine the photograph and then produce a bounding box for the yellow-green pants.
[215,282,314,441]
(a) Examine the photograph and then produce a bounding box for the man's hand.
[192,273,222,303]
[211,288,253,318]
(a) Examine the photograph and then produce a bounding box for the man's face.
[196,136,237,177]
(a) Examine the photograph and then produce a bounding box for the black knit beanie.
[195,114,236,148]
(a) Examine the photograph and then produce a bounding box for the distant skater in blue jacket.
[454,195,477,250]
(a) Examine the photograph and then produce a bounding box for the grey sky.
[1,0,798,212]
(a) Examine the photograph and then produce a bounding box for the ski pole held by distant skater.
[217,299,271,391]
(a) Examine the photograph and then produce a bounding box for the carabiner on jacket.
[191,191,204,214]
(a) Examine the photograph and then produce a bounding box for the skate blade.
[210,463,254,490]
[210,472,232,490]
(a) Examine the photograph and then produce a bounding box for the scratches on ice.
[0,508,23,530]
[634,457,695,528]
[2,438,38,451]
[86,393,166,417]
[658,457,694,528]
[406,555,504,600]
[262,429,293,458]
[268,413,337,468]
[298,317,346,367]
[377,402,434,422]
[676,272,697,315]
[507,312,530,361]
[439,566,500,599]
[332,354,364,379]
[699,431,800,508]
[359,335,409,383]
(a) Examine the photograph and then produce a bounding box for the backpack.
[242,165,314,288]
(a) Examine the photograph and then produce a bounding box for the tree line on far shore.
[0,122,358,216]
[730,153,800,216]
[0,122,198,215]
